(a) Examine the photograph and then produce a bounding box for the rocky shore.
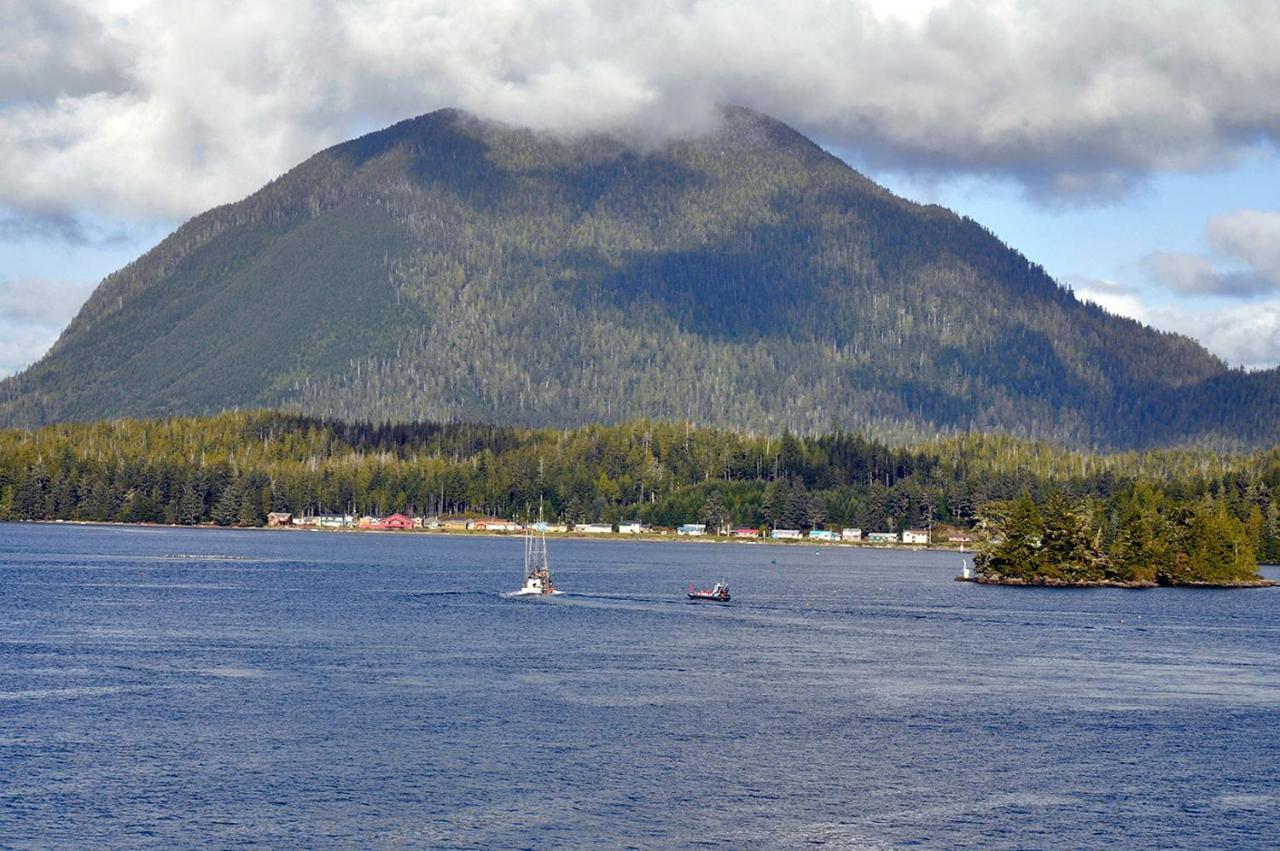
[956,574,1277,589]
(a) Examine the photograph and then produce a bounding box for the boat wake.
[501,589,565,599]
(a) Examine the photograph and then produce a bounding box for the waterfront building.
[373,513,415,530]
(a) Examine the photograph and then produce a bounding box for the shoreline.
[14,518,970,551]
[956,574,1278,589]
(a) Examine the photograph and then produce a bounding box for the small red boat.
[687,581,730,602]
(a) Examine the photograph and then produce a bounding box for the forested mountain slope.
[1,106,1275,447]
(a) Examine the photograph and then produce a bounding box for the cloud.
[0,276,94,377]
[1206,210,1280,284]
[0,209,134,245]
[1071,275,1280,369]
[1144,209,1280,296]
[1141,251,1273,297]
[0,276,95,324]
[1148,301,1280,370]
[0,322,65,378]
[2,0,1280,225]
[1070,276,1150,320]
[0,0,129,103]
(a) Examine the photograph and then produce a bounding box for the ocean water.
[1,523,1278,849]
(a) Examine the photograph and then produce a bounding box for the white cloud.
[0,322,63,377]
[1205,210,1280,284]
[1144,209,1280,296]
[0,276,95,324]
[3,0,1280,222]
[1148,301,1280,370]
[1071,277,1149,322]
[0,277,94,376]
[1074,275,1280,369]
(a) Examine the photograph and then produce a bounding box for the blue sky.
[4,0,1280,376]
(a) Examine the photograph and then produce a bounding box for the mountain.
[1,106,1276,447]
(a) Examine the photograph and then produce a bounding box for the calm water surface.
[2,523,1278,848]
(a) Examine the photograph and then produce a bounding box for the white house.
[677,523,707,536]
[771,529,803,540]
[902,529,930,545]
[533,521,570,533]
[577,523,613,534]
[471,519,523,532]
[618,520,644,534]
[809,529,838,541]
[867,531,897,544]
[841,527,863,542]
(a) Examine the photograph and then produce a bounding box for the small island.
[964,488,1277,588]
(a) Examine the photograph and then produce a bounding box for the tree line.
[1,411,1279,564]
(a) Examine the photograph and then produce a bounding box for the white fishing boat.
[512,510,561,596]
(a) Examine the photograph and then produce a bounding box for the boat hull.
[687,592,730,602]
[511,588,562,596]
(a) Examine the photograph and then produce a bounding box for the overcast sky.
[4,0,1280,376]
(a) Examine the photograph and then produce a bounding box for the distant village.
[265,512,973,546]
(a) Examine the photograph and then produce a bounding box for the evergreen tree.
[1108,487,1164,584]
[784,478,811,529]
[13,465,49,520]
[762,477,790,529]
[976,492,1043,580]
[212,480,241,526]
[1038,492,1108,582]
[698,491,729,534]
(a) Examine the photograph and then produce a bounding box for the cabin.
[841,527,863,541]
[731,528,760,538]
[441,518,470,531]
[470,518,522,532]
[374,513,414,531]
[617,520,644,534]
[902,529,930,545]
[266,512,293,527]
[532,520,570,533]
[771,529,802,540]
[808,529,837,541]
[867,532,897,544]
[577,523,613,534]
[677,523,707,536]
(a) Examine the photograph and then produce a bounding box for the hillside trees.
[2,108,1275,448]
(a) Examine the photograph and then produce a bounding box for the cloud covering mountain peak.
[4,0,1280,224]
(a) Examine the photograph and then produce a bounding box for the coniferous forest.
[3,412,1279,581]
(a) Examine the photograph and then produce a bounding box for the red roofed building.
[373,513,415,530]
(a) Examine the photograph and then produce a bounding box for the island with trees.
[970,487,1276,587]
